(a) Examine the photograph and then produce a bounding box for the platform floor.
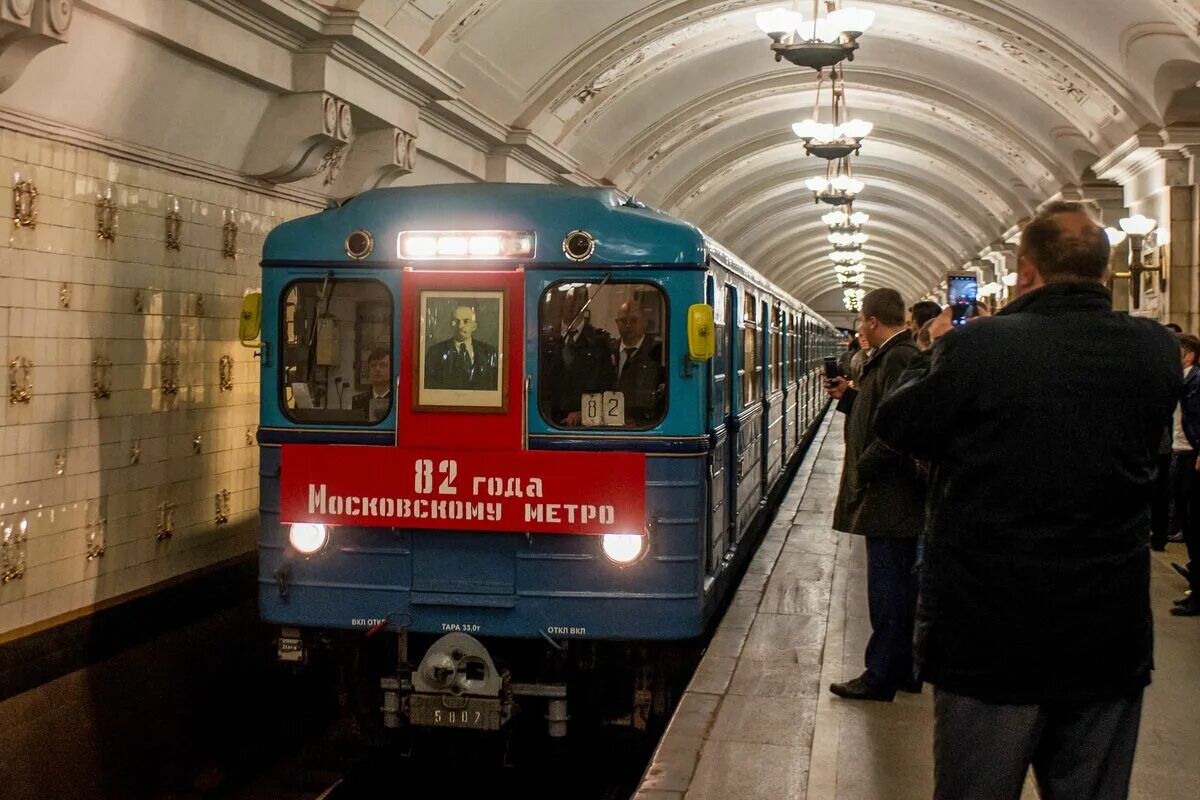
[634,412,1200,800]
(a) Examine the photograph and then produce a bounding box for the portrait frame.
[413,287,508,414]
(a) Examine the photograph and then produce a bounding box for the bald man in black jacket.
[876,201,1182,800]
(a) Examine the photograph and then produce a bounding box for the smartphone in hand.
[823,356,841,383]
[947,271,979,327]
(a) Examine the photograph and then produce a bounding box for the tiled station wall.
[0,127,318,636]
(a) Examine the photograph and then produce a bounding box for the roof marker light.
[398,231,537,261]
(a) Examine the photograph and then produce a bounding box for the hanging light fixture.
[837,272,865,286]
[793,65,872,159]
[808,170,865,205]
[830,249,865,265]
[828,231,869,248]
[844,287,866,311]
[823,209,869,231]
[756,1,875,70]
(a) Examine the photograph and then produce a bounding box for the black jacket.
[539,323,615,423]
[1182,365,1200,449]
[614,338,665,425]
[425,338,498,391]
[832,330,925,538]
[876,283,1182,704]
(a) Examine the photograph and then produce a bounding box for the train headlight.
[397,231,535,261]
[289,523,328,555]
[602,533,646,565]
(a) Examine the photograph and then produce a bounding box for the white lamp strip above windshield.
[397,231,536,261]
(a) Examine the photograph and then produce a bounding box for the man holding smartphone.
[875,202,1181,799]
[825,288,925,701]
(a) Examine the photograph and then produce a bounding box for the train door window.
[713,281,730,422]
[770,304,782,394]
[280,278,393,425]
[538,281,668,429]
[741,293,759,405]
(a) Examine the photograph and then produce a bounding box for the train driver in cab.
[540,285,615,426]
[613,299,665,425]
[352,347,392,421]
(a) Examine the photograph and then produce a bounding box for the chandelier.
[830,249,865,265]
[837,271,864,286]
[829,231,869,248]
[756,2,876,71]
[823,209,869,231]
[807,171,864,205]
[793,65,872,160]
[844,287,866,311]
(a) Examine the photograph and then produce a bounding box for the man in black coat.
[613,299,665,426]
[424,304,498,391]
[825,288,925,702]
[351,348,392,421]
[540,286,615,426]
[875,201,1182,800]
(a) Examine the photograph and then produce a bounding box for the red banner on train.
[280,445,647,535]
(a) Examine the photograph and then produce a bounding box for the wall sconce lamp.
[1109,216,1168,307]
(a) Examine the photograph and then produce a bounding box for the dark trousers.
[1151,453,1172,549]
[864,536,918,689]
[934,688,1143,800]
[1169,451,1192,536]
[1185,455,1200,591]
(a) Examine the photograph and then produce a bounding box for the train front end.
[252,185,716,735]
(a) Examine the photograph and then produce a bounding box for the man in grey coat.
[826,288,925,701]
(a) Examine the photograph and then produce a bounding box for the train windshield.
[538,281,668,430]
[280,278,393,425]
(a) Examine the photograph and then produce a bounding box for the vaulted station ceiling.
[358,0,1200,316]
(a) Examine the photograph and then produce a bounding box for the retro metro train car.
[246,184,839,734]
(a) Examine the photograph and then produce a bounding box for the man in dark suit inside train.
[540,285,615,426]
[424,304,498,391]
[352,347,391,420]
[613,299,665,425]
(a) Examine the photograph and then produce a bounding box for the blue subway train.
[247,184,839,735]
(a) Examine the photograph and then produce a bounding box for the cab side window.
[280,279,393,425]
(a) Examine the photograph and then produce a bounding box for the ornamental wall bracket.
[215,489,231,526]
[1,517,28,582]
[156,501,175,542]
[91,356,112,399]
[96,184,118,241]
[12,173,37,227]
[328,127,418,199]
[86,518,106,560]
[9,356,32,404]
[165,196,183,251]
[0,0,72,96]
[222,209,238,259]
[243,92,354,183]
[219,355,234,392]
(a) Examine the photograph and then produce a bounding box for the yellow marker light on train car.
[398,231,537,261]
[602,533,647,565]
[289,523,329,555]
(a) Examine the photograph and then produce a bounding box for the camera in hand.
[947,272,979,327]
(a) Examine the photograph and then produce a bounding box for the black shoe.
[1176,590,1193,606]
[1170,598,1200,616]
[1173,562,1191,581]
[1152,544,1167,552]
[1168,533,1185,544]
[829,676,895,702]
[900,680,924,694]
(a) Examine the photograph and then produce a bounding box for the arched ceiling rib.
[363,0,1200,311]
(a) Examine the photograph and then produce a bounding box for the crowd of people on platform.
[823,201,1195,800]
